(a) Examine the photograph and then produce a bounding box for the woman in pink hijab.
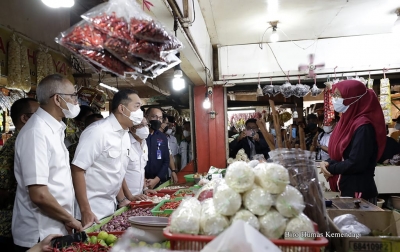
[320,80,386,204]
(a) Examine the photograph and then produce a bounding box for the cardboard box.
[327,210,400,252]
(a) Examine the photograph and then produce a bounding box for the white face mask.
[135,126,149,139]
[332,90,367,113]
[183,130,190,138]
[123,106,143,125]
[323,125,333,133]
[165,129,173,135]
[59,96,80,119]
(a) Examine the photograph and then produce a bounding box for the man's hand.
[64,218,83,234]
[237,131,247,141]
[253,132,260,142]
[171,172,178,184]
[319,161,333,180]
[146,177,160,189]
[80,210,99,230]
[28,234,63,252]
[129,194,148,201]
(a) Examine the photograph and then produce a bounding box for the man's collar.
[36,107,66,133]
[109,113,127,132]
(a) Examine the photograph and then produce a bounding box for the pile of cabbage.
[170,161,315,240]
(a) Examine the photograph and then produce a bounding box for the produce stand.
[151,198,183,216]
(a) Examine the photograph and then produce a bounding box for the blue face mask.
[292,128,297,138]
[271,129,276,136]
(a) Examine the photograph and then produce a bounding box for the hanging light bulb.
[173,77,185,91]
[393,9,400,33]
[257,84,263,96]
[203,93,211,109]
[41,0,75,8]
[61,0,75,7]
[270,26,279,43]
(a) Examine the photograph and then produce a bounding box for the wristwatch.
[171,170,177,173]
[117,197,128,204]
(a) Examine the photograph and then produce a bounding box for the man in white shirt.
[72,89,143,229]
[12,74,82,251]
[180,121,193,169]
[317,117,338,161]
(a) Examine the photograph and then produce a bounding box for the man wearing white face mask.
[180,121,193,170]
[12,74,82,251]
[71,89,143,229]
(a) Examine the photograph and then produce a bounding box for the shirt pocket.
[108,150,121,159]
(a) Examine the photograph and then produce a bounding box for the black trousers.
[14,244,30,252]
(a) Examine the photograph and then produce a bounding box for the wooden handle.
[299,127,306,150]
[269,100,283,148]
[257,119,275,150]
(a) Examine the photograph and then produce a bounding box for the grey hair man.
[12,74,82,251]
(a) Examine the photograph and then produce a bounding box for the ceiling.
[199,0,400,46]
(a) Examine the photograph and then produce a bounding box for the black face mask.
[163,126,169,133]
[149,120,162,131]
[307,123,318,131]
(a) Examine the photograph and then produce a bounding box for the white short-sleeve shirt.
[12,108,74,248]
[72,113,132,220]
[167,135,179,156]
[318,132,332,161]
[125,134,148,195]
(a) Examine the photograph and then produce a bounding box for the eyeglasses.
[149,115,163,121]
[50,93,78,101]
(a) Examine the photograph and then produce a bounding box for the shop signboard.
[0,25,74,87]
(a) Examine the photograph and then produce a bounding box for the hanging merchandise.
[293,76,310,98]
[56,0,183,79]
[367,72,374,89]
[256,73,263,96]
[380,70,391,124]
[36,48,48,84]
[47,53,56,76]
[280,81,293,98]
[20,43,31,93]
[262,77,274,96]
[323,86,335,125]
[6,34,21,90]
[311,77,322,97]
[273,85,281,96]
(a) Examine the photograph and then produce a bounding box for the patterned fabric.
[324,88,335,125]
[0,131,18,237]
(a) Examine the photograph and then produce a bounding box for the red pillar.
[193,85,227,173]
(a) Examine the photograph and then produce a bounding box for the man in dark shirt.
[305,113,323,151]
[144,107,170,189]
[229,118,270,160]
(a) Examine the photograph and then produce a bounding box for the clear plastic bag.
[36,49,48,84]
[333,214,371,235]
[243,185,273,216]
[258,209,287,239]
[311,84,322,97]
[253,163,290,195]
[56,20,107,51]
[213,179,242,216]
[284,213,315,240]
[276,185,305,218]
[231,209,260,230]
[47,53,56,76]
[262,84,274,96]
[170,197,201,235]
[280,81,294,98]
[273,85,281,96]
[6,35,21,90]
[225,161,255,193]
[20,44,31,93]
[293,84,310,98]
[200,199,229,235]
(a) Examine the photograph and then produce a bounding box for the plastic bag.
[6,35,21,90]
[47,53,56,76]
[78,49,135,77]
[200,199,229,235]
[20,44,31,93]
[262,84,274,96]
[56,20,107,50]
[243,185,273,216]
[333,214,371,235]
[258,209,287,239]
[225,161,255,193]
[201,220,281,252]
[253,163,290,194]
[170,198,201,235]
[231,209,260,230]
[284,213,315,240]
[275,185,305,218]
[273,85,281,96]
[36,50,48,84]
[280,81,294,98]
[293,84,310,98]
[310,84,322,97]
[213,179,241,216]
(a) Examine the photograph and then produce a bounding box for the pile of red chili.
[52,242,109,252]
[160,201,181,211]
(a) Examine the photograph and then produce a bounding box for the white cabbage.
[225,161,255,193]
[243,185,274,216]
[253,163,289,194]
[200,199,229,235]
[231,209,260,230]
[284,213,315,240]
[276,185,305,218]
[170,198,201,234]
[258,209,287,239]
[213,180,242,216]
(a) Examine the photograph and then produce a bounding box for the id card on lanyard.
[157,139,162,159]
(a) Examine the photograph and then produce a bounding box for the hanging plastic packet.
[262,77,274,96]
[295,84,310,97]
[273,85,281,96]
[367,78,374,89]
[6,34,21,90]
[280,81,293,98]
[20,40,31,93]
[311,83,322,97]
[36,47,48,84]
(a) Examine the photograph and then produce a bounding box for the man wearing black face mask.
[144,107,170,189]
[305,113,323,151]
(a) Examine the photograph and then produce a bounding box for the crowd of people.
[0,74,193,251]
